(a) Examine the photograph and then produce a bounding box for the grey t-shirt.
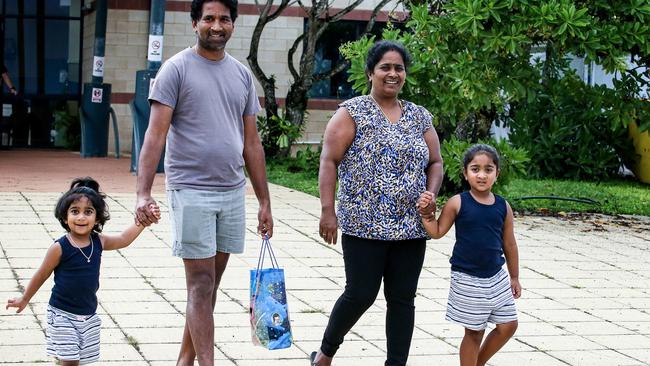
[149,48,261,191]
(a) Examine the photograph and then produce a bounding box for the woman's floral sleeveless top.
[337,95,433,240]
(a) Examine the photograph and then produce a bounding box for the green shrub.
[52,109,81,150]
[287,147,321,177]
[440,137,529,195]
[256,114,303,157]
[508,76,635,180]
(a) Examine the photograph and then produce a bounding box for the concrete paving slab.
[547,349,645,366]
[2,150,650,364]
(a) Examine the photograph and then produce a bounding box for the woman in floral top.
[311,40,443,366]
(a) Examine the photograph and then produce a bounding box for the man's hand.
[258,204,273,238]
[135,196,159,226]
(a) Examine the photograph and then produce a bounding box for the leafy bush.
[508,76,636,180]
[256,114,303,156]
[440,137,529,195]
[287,147,321,177]
[340,1,650,175]
[52,109,81,150]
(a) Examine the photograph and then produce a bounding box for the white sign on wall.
[91,88,103,103]
[2,104,12,117]
[92,56,105,77]
[147,35,164,62]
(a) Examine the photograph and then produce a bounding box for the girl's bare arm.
[502,201,521,298]
[6,243,62,313]
[421,194,460,239]
[103,205,160,251]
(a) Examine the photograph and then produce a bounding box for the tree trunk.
[246,0,291,157]
[284,83,310,131]
[261,79,282,157]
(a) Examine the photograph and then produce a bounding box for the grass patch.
[505,178,650,216]
[266,159,320,197]
[266,160,650,216]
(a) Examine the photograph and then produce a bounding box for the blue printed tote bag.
[249,237,292,350]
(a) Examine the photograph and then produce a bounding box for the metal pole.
[130,0,166,171]
[147,0,166,72]
[91,0,107,84]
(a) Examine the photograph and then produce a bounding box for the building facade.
[1,0,401,154]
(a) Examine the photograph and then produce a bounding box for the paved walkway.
[1,149,650,365]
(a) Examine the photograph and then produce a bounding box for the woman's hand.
[319,208,338,245]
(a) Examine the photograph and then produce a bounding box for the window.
[1,0,82,97]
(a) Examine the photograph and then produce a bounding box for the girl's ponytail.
[70,177,101,193]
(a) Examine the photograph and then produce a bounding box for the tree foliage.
[342,0,650,179]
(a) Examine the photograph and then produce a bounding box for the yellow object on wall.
[629,122,650,184]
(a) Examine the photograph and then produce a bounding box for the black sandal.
[310,351,317,365]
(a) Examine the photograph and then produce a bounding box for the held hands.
[141,203,160,224]
[510,277,522,299]
[6,296,27,313]
[149,203,161,221]
[135,197,160,226]
[416,191,437,221]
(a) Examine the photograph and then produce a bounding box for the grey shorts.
[167,187,246,259]
[445,268,518,331]
[46,305,101,364]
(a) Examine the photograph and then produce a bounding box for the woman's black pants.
[319,234,426,366]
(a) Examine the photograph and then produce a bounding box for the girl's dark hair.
[191,0,238,22]
[54,177,110,233]
[462,144,501,170]
[365,40,412,75]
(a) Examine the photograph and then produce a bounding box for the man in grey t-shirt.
[135,0,273,364]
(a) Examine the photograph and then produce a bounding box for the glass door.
[1,0,82,147]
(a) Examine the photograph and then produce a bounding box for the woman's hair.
[191,0,238,22]
[365,40,412,75]
[54,177,110,233]
[462,144,501,171]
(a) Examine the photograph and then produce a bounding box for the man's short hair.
[191,0,238,22]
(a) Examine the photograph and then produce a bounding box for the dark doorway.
[1,0,82,148]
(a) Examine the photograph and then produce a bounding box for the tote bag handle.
[252,235,279,301]
[255,235,279,272]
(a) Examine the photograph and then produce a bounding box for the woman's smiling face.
[369,50,406,97]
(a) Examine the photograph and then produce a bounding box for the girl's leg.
[459,328,484,366]
[315,235,388,365]
[476,321,518,366]
[382,238,426,366]
[59,360,80,366]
